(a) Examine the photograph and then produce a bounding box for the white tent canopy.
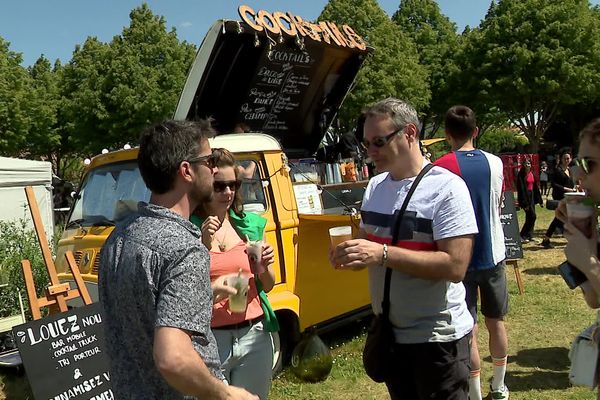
[0,157,54,240]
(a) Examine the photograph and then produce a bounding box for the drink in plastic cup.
[228,274,249,313]
[246,240,265,275]
[329,226,352,249]
[565,192,595,238]
[329,226,352,268]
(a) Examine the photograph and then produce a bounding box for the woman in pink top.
[192,148,275,399]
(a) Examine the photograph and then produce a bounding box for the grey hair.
[363,97,420,132]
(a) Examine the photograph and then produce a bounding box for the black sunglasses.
[576,157,598,175]
[213,180,242,193]
[187,153,216,169]
[362,127,404,149]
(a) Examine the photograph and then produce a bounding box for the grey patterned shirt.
[99,202,223,399]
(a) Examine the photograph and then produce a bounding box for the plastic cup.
[329,226,352,269]
[246,240,265,275]
[329,226,352,249]
[228,274,249,313]
[565,192,595,238]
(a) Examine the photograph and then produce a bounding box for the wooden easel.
[506,259,524,295]
[21,186,92,320]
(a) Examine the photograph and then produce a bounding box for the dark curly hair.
[580,118,600,145]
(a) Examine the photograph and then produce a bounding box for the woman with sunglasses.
[191,148,276,399]
[557,119,600,398]
[516,158,543,243]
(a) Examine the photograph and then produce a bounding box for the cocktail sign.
[238,5,367,51]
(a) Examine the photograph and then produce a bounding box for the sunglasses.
[576,157,598,175]
[362,127,404,149]
[187,153,216,169]
[213,180,241,192]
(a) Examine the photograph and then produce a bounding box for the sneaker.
[490,385,509,400]
[541,238,553,249]
[520,236,530,243]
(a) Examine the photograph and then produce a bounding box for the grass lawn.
[2,204,598,399]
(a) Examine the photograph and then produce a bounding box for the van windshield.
[66,159,267,228]
[67,161,151,227]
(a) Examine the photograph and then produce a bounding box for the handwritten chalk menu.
[241,46,316,134]
[12,303,113,400]
[501,191,523,259]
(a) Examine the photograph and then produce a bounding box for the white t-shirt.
[360,162,478,343]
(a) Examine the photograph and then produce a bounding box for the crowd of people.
[94,99,600,400]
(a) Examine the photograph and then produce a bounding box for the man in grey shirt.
[99,120,258,400]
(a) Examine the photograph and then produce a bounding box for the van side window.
[238,160,266,214]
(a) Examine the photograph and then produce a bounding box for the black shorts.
[385,333,471,400]
[463,262,509,322]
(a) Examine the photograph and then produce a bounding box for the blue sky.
[1,1,597,66]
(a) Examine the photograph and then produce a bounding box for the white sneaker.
[490,385,509,400]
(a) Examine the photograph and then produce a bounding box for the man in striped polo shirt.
[331,98,478,400]
[435,106,509,400]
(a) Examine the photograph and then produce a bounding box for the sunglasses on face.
[576,157,598,175]
[362,127,404,149]
[187,153,216,169]
[213,180,241,193]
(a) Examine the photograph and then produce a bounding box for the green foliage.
[0,38,34,156]
[392,0,459,136]
[478,126,529,154]
[0,220,50,318]
[27,56,62,159]
[458,0,600,151]
[319,0,430,130]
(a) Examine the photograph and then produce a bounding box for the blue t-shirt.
[435,149,506,271]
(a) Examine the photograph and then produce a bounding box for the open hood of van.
[174,19,370,158]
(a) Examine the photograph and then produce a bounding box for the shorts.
[463,261,509,322]
[385,333,471,400]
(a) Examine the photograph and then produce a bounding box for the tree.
[459,0,600,152]
[319,0,430,131]
[0,38,33,156]
[61,4,197,155]
[392,0,459,137]
[27,56,61,160]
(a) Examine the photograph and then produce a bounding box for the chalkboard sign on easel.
[13,303,113,400]
[501,191,523,259]
[13,186,113,399]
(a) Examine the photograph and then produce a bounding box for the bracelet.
[382,244,388,267]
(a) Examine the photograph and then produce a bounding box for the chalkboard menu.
[12,303,113,400]
[243,49,315,134]
[501,191,523,259]
[179,20,368,158]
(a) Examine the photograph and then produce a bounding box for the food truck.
[55,6,372,370]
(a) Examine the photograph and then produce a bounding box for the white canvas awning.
[0,157,54,239]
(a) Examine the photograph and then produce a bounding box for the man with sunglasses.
[99,120,258,400]
[331,98,478,399]
[435,106,509,400]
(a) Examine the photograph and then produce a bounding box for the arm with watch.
[333,230,474,283]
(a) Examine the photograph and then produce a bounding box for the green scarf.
[191,209,279,332]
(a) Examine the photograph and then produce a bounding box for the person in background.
[542,148,576,248]
[540,161,549,197]
[99,120,258,400]
[435,105,509,400]
[516,158,543,243]
[556,118,600,399]
[331,97,477,399]
[192,148,276,400]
